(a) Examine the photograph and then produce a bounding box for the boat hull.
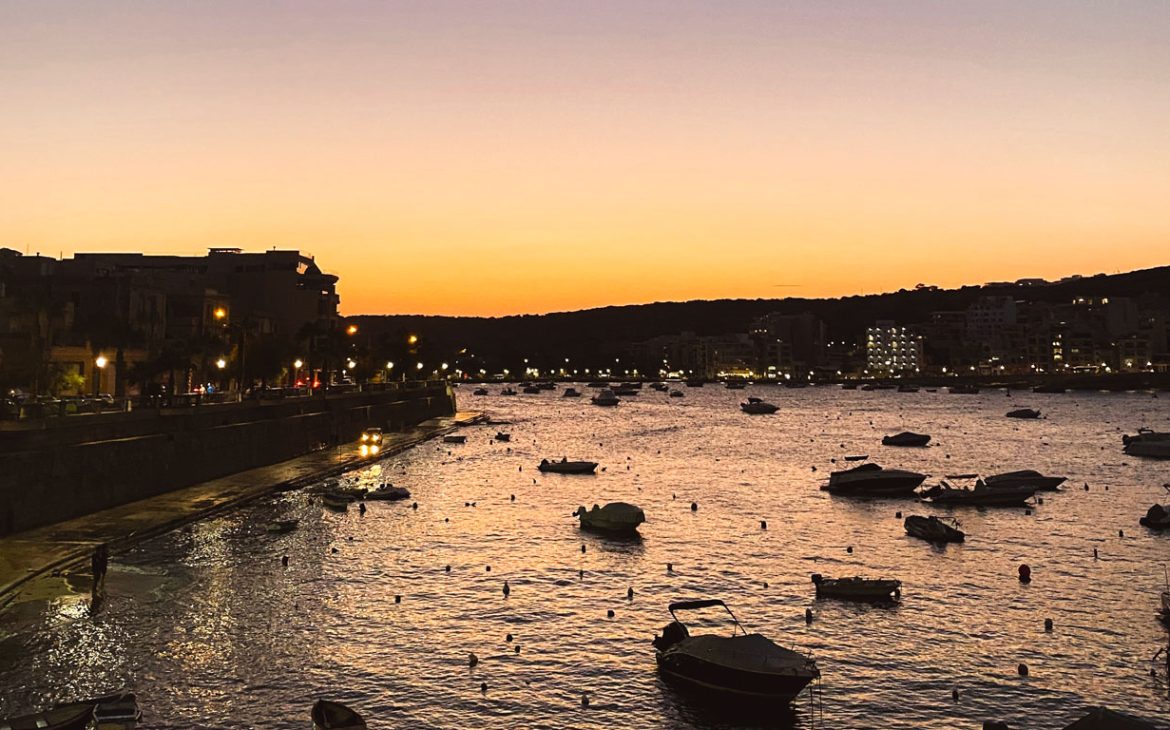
[825,475,926,496]
[656,653,815,702]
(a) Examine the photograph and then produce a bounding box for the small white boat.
[592,389,620,406]
[904,515,964,543]
[575,502,645,533]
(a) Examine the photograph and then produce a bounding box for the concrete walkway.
[0,411,484,607]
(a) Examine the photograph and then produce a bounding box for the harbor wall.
[0,384,455,536]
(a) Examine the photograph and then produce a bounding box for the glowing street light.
[346,324,358,336]
[347,359,357,370]
[408,334,419,345]
[416,362,424,370]
[386,361,394,370]
[294,359,304,369]
[441,362,449,370]
[94,355,108,369]
[214,307,227,320]
[216,358,227,370]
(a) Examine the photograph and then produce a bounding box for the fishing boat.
[652,599,818,702]
[920,476,1037,506]
[984,470,1066,492]
[1,693,141,730]
[537,381,557,390]
[266,519,300,534]
[576,502,645,534]
[740,401,778,415]
[1006,408,1042,419]
[311,699,367,730]
[811,574,901,601]
[366,484,411,501]
[881,431,931,447]
[562,388,582,398]
[591,389,620,406]
[841,383,858,390]
[539,458,598,474]
[443,434,467,444]
[0,705,93,730]
[822,462,927,496]
[904,515,965,543]
[1123,429,1170,459]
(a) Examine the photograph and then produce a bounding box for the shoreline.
[0,411,485,608]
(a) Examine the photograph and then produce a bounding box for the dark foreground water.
[2,385,1170,728]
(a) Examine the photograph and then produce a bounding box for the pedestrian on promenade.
[91,543,109,598]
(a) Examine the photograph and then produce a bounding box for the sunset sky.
[2,1,1168,316]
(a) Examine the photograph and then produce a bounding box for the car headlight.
[361,434,369,442]
[370,444,379,454]
[373,434,381,442]
[360,444,369,456]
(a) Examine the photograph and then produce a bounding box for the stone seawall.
[0,384,455,536]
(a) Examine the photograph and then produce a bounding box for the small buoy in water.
[581,544,587,554]
[1105,485,1109,491]
[1036,497,1043,505]
[515,645,520,654]
[846,546,853,554]
[1084,484,1089,491]
[1018,564,1031,583]
[811,466,817,472]
[510,494,515,502]
[480,682,488,693]
[667,562,673,572]
[444,517,449,522]
[486,565,492,572]
[469,653,479,668]
[805,608,813,624]
[1017,663,1029,677]
[359,502,366,515]
[896,511,902,518]
[518,466,522,472]
[627,586,634,600]
[607,609,615,618]
[281,555,289,567]
[1118,529,1124,538]
[582,693,589,708]
[412,502,418,510]
[761,520,768,530]
[691,502,698,512]
[395,594,401,604]
[506,633,513,642]
[331,547,339,554]
[1093,548,1099,559]
[445,565,451,572]
[672,494,676,500]
[1044,618,1053,632]
[579,568,584,578]
[1024,508,1032,516]
[952,688,959,702]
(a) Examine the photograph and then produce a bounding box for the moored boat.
[652,599,818,702]
[312,699,367,730]
[322,493,351,510]
[267,519,300,534]
[576,502,645,533]
[443,434,467,444]
[920,477,1037,506]
[1,692,142,730]
[1007,408,1042,419]
[881,431,931,447]
[811,574,901,601]
[522,385,541,394]
[562,388,582,398]
[1123,429,1170,458]
[500,387,517,396]
[823,462,927,496]
[472,387,489,396]
[592,389,620,406]
[669,390,684,398]
[904,515,965,543]
[366,484,411,501]
[740,400,778,414]
[494,431,511,442]
[1140,503,1170,530]
[539,458,598,474]
[984,470,1066,492]
[725,381,747,390]
[896,384,919,393]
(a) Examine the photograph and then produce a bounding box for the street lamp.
[94,354,108,396]
[214,307,227,321]
[347,359,357,370]
[347,324,358,336]
[216,358,227,370]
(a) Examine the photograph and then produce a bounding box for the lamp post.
[94,355,108,396]
[293,359,303,388]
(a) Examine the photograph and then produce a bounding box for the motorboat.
[920,477,1037,506]
[897,384,919,393]
[266,519,300,534]
[669,390,684,398]
[740,401,779,415]
[576,502,645,534]
[443,434,467,444]
[725,381,747,390]
[472,387,489,396]
[1061,707,1161,730]
[904,515,965,543]
[522,385,542,394]
[562,388,581,398]
[1140,503,1170,530]
[881,431,931,447]
[366,484,411,501]
[500,387,517,396]
[312,699,367,730]
[949,385,980,394]
[811,574,901,601]
[494,431,511,442]
[592,389,621,407]
[1123,429,1170,458]
[652,599,818,702]
[984,470,1066,492]
[539,458,598,475]
[1007,408,1042,419]
[322,493,351,510]
[650,382,669,392]
[823,462,927,496]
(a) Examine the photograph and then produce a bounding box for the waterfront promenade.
[0,411,484,607]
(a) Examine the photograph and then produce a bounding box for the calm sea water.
[3,385,1170,729]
